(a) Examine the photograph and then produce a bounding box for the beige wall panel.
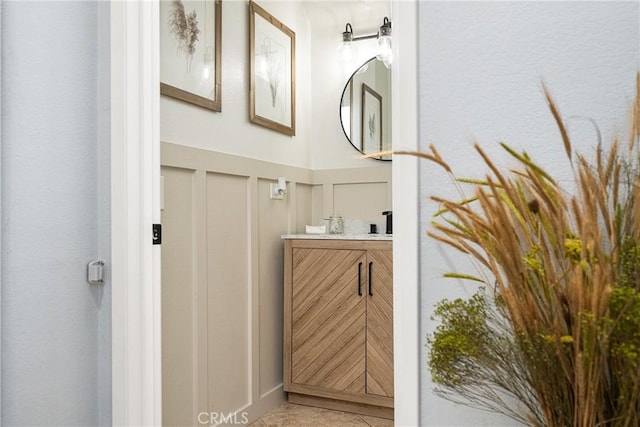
[295,184,313,234]
[206,172,250,414]
[161,166,196,426]
[257,179,288,396]
[160,143,393,423]
[333,182,390,220]
[311,185,324,225]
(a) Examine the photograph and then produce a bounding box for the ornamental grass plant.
[415,75,640,426]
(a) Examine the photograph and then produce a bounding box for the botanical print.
[249,1,295,135]
[361,83,382,155]
[168,0,200,73]
[160,0,221,111]
[367,112,376,139]
[254,12,289,126]
[257,36,284,108]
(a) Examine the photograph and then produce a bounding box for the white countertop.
[281,234,392,241]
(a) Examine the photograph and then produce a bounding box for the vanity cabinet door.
[284,239,393,417]
[366,249,394,398]
[290,247,367,393]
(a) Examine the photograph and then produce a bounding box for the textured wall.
[1,1,110,425]
[418,2,640,425]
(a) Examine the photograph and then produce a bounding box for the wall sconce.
[339,17,392,68]
[270,177,287,200]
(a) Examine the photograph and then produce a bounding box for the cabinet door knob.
[368,262,373,296]
[358,262,363,296]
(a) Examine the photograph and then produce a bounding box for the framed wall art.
[160,0,222,111]
[249,1,296,136]
[361,83,382,158]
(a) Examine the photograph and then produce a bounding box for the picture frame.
[361,83,383,158]
[249,1,296,136]
[160,0,222,112]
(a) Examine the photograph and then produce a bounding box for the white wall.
[161,0,393,172]
[1,1,110,425]
[418,1,639,425]
[161,0,313,168]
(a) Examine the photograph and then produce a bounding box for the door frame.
[392,1,420,425]
[111,1,162,425]
[109,0,420,425]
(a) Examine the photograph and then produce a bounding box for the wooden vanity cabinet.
[283,239,393,419]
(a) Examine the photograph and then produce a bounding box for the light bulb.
[376,35,392,68]
[338,40,354,64]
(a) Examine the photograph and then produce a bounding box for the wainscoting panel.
[161,166,197,427]
[257,178,287,397]
[206,172,251,415]
[313,168,392,224]
[294,184,313,233]
[311,185,324,226]
[160,142,391,425]
[333,182,390,221]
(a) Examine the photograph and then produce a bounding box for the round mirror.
[340,58,391,161]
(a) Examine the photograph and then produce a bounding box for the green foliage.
[427,292,490,386]
[563,237,582,264]
[618,237,640,289]
[523,245,544,273]
[609,279,640,370]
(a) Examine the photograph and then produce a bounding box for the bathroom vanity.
[282,235,393,419]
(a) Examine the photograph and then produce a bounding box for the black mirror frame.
[339,57,391,162]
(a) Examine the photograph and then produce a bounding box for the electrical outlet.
[270,183,284,200]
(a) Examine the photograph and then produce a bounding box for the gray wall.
[418,1,640,425]
[1,1,110,425]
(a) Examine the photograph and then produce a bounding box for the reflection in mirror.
[340,57,391,161]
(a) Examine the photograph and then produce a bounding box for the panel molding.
[194,168,208,424]
[205,172,251,414]
[160,141,393,423]
[160,167,196,426]
[162,142,313,186]
[161,143,313,424]
[161,142,392,231]
[313,167,391,184]
[250,175,261,408]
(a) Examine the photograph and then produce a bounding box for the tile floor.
[249,402,393,426]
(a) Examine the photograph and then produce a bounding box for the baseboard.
[288,392,394,420]
[234,385,285,426]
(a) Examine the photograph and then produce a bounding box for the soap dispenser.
[382,211,392,234]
